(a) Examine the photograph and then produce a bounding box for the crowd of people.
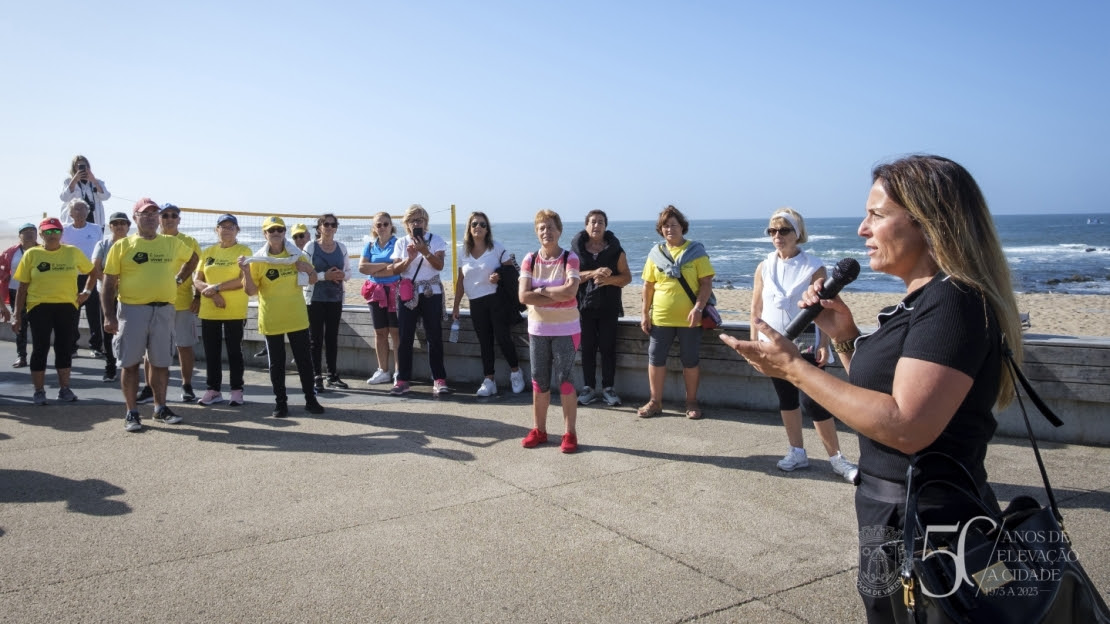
[2,153,1028,619]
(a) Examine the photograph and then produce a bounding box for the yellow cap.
[261,216,286,230]
[291,223,308,236]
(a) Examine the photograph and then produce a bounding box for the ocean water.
[184,213,1110,295]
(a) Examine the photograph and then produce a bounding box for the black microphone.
[783,258,861,340]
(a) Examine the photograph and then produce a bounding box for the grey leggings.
[648,325,701,368]
[528,334,579,393]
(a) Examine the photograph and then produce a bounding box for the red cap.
[134,197,159,213]
[39,217,64,231]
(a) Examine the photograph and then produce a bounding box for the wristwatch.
[176,276,184,286]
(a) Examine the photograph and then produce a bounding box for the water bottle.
[449,320,460,343]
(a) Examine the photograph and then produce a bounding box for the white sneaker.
[830,452,859,483]
[510,370,526,394]
[601,387,621,406]
[777,447,809,471]
[366,369,392,385]
[577,386,598,405]
[476,378,497,397]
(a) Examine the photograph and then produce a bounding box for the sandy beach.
[353,284,1110,339]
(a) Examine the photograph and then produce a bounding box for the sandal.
[637,399,663,418]
[685,403,703,420]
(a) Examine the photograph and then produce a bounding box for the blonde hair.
[533,209,562,233]
[873,155,1021,407]
[68,155,90,177]
[370,211,395,243]
[403,204,429,226]
[769,207,807,244]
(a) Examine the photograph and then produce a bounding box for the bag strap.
[1005,349,1063,519]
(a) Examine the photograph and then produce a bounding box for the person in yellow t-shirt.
[151,202,203,403]
[242,216,323,417]
[101,198,198,432]
[194,214,253,407]
[12,218,93,405]
[638,205,715,420]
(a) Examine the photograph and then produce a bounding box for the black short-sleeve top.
[849,273,1002,483]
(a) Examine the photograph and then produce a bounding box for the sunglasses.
[766,227,795,236]
[322,222,338,228]
[110,221,129,226]
[374,223,392,228]
[292,233,307,239]
[41,228,62,235]
[160,213,180,219]
[470,221,488,229]
[267,227,286,234]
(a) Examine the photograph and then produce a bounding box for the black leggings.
[201,319,245,391]
[308,300,342,377]
[769,353,833,421]
[469,294,518,376]
[579,311,618,389]
[266,329,315,403]
[397,293,446,382]
[28,303,76,372]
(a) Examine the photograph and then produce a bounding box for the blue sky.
[2,1,1107,228]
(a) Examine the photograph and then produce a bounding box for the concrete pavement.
[1,339,1108,623]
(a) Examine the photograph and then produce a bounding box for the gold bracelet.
[831,337,857,353]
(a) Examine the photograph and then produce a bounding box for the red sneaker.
[522,428,548,448]
[560,433,578,454]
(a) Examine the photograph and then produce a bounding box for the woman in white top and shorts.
[751,208,858,483]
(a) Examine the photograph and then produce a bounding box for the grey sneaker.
[33,389,48,406]
[829,452,859,484]
[577,386,598,405]
[601,387,621,406]
[57,387,77,402]
[153,406,183,425]
[777,447,809,471]
[124,410,142,432]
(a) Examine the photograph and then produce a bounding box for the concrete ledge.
[17,303,1110,445]
[228,304,1110,445]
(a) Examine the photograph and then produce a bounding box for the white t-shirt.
[459,241,507,300]
[60,222,104,258]
[391,233,447,294]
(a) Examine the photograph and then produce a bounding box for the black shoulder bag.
[896,350,1110,623]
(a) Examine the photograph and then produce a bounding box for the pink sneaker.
[198,389,224,405]
[522,428,548,448]
[560,433,578,454]
[229,389,244,406]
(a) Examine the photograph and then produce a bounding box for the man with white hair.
[60,198,105,357]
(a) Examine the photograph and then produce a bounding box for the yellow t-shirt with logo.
[250,248,311,336]
[641,240,715,327]
[13,245,93,311]
[104,234,193,305]
[198,243,252,321]
[172,233,202,310]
